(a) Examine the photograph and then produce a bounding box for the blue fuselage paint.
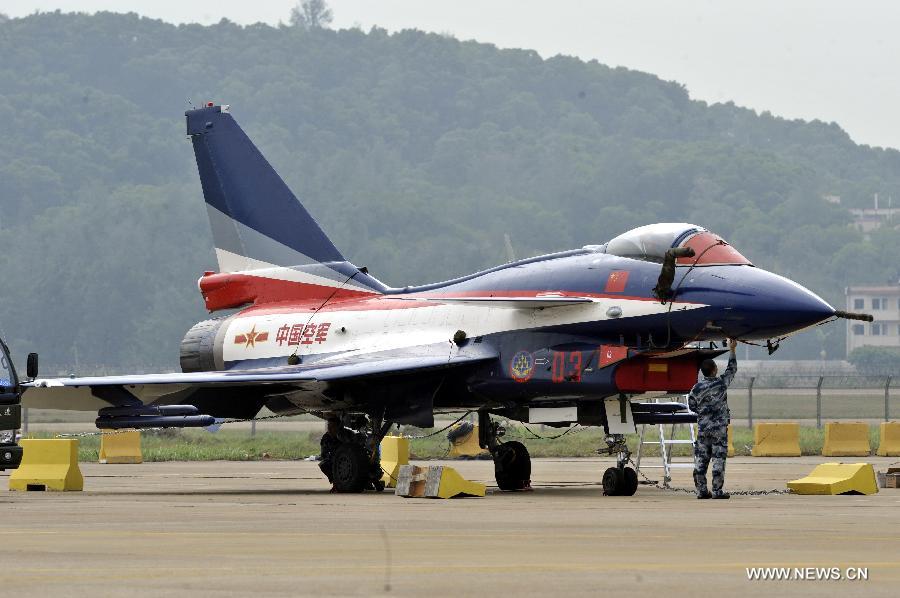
[218,249,834,412]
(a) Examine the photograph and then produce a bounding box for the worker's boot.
[712,492,730,499]
[696,490,712,499]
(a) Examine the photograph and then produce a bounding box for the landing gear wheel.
[602,467,623,496]
[494,441,532,491]
[621,467,638,496]
[602,467,638,496]
[331,443,369,493]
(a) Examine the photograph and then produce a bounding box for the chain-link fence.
[728,375,895,428]
[17,373,897,435]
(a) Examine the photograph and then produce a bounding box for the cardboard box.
[877,467,900,488]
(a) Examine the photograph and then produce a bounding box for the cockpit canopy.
[604,223,752,266]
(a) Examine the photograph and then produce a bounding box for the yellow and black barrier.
[395,464,485,498]
[447,423,488,458]
[751,422,801,457]
[379,435,409,488]
[9,439,84,491]
[821,422,870,457]
[99,430,143,464]
[876,421,900,457]
[788,462,878,495]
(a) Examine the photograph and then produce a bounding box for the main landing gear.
[478,411,532,491]
[329,414,392,493]
[599,434,638,496]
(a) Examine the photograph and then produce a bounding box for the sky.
[4,0,900,150]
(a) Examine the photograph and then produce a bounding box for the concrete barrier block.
[9,439,83,491]
[876,421,900,457]
[99,431,143,464]
[727,424,735,457]
[821,422,870,457]
[448,424,489,458]
[379,435,409,488]
[751,422,801,457]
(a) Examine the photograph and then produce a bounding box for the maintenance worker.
[688,338,737,499]
[319,414,355,489]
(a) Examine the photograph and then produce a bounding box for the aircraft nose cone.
[719,268,836,339]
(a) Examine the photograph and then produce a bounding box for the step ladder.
[634,400,697,488]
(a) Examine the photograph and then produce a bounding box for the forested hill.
[1,11,899,371]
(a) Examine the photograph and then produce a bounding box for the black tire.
[621,467,638,496]
[602,467,623,496]
[331,443,369,493]
[494,441,532,491]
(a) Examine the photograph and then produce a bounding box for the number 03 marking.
[551,351,583,383]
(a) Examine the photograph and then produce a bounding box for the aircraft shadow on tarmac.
[83,482,619,498]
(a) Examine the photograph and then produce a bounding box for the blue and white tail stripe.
[186,104,385,302]
[187,104,344,270]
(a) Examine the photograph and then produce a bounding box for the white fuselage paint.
[222,297,706,365]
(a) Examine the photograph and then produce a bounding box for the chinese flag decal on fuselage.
[604,270,629,293]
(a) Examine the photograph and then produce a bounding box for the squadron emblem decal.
[510,351,535,383]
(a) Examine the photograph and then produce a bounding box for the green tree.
[290,0,333,29]
[1,12,899,370]
[848,346,900,375]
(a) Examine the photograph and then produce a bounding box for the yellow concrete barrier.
[99,431,143,464]
[379,435,409,488]
[447,423,489,458]
[787,462,878,495]
[821,422,870,457]
[9,439,83,491]
[727,424,735,457]
[395,464,486,498]
[751,422,801,457]
[876,421,900,457]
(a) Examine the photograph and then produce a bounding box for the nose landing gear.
[600,434,638,496]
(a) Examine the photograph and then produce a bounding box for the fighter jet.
[22,104,870,494]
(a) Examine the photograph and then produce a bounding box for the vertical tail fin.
[186,104,344,272]
[186,104,385,310]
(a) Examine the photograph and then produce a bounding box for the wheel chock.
[447,424,488,458]
[9,439,84,491]
[427,466,485,498]
[751,422,801,457]
[395,464,485,498]
[99,430,143,464]
[821,422,870,457]
[379,435,409,488]
[787,462,878,495]
[876,422,900,456]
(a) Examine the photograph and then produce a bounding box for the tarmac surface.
[2,456,899,597]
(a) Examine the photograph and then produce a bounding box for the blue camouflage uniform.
[688,353,736,497]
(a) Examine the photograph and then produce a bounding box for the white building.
[845,284,900,354]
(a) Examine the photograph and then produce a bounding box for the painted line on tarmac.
[3,560,900,580]
[2,529,898,543]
